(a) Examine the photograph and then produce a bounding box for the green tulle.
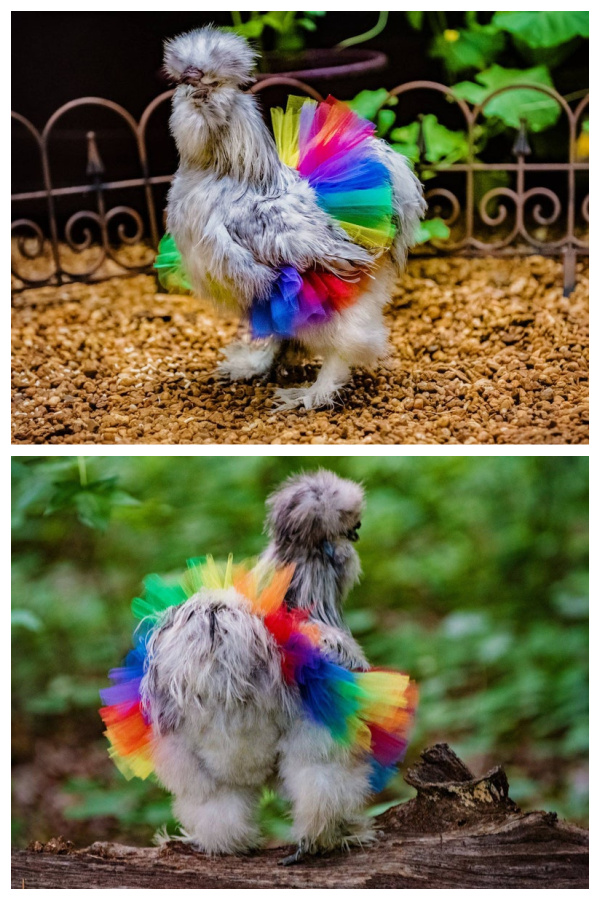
[154,233,191,293]
[130,574,187,623]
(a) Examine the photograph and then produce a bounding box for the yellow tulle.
[271,96,314,169]
[183,555,295,618]
[356,670,413,732]
[109,744,154,781]
[338,220,396,251]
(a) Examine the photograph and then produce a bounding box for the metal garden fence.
[11,78,588,295]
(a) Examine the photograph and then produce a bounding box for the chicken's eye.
[201,77,220,87]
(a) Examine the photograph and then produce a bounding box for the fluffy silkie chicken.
[156,26,426,409]
[100,471,417,863]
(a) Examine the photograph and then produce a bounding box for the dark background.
[12,12,433,123]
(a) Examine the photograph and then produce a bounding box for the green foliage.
[430,24,505,76]
[11,609,42,632]
[406,9,586,141]
[347,89,397,123]
[491,11,589,49]
[228,11,326,53]
[12,457,139,533]
[63,775,176,831]
[356,11,587,247]
[405,12,424,31]
[453,64,561,132]
[12,456,589,844]
[414,217,451,244]
[389,115,471,171]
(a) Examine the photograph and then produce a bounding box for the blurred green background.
[12,455,588,847]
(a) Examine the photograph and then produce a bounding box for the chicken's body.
[163,27,426,409]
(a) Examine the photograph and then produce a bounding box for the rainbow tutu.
[100,557,417,791]
[155,95,396,340]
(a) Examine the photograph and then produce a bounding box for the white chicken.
[160,26,426,409]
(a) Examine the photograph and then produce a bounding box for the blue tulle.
[296,650,361,741]
[250,267,303,339]
[310,150,390,194]
[368,758,398,793]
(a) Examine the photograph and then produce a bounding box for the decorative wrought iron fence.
[11,78,588,295]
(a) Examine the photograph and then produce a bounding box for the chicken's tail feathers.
[273,96,397,254]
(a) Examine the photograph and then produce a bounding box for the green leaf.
[376,108,396,138]
[431,26,505,75]
[74,492,110,531]
[297,18,317,31]
[390,141,419,163]
[344,608,377,634]
[390,115,469,167]
[453,64,561,132]
[64,787,137,820]
[226,19,264,39]
[492,11,588,48]
[406,11,424,31]
[347,89,391,121]
[11,609,43,632]
[44,475,140,531]
[261,12,290,33]
[414,217,451,244]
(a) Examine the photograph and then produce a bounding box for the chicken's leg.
[273,351,351,410]
[217,334,281,382]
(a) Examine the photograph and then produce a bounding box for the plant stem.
[336,11,389,49]
[78,457,88,488]
[230,11,243,28]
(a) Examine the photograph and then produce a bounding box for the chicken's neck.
[262,541,360,630]
[174,91,285,189]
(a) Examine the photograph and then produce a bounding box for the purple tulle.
[250,266,335,339]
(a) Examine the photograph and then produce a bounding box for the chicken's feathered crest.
[266,469,364,548]
[163,26,257,86]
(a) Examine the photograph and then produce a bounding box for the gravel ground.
[11,255,588,445]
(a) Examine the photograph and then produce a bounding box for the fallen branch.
[12,744,588,889]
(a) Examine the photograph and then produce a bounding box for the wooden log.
[11,744,588,889]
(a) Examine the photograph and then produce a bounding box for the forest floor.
[11,255,588,445]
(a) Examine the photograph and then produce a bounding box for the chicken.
[100,472,417,862]
[160,26,426,409]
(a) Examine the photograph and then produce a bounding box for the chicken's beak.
[180,66,204,86]
[346,522,361,542]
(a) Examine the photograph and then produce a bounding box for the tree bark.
[12,744,588,889]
